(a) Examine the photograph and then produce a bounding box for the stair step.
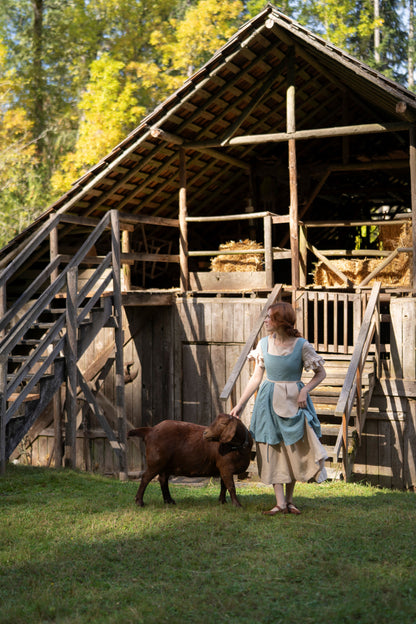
[315,407,341,417]
[9,355,48,363]
[321,423,355,437]
[307,372,374,383]
[19,338,61,346]
[319,353,375,362]
[8,392,40,403]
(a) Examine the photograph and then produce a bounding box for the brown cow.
[128,414,253,507]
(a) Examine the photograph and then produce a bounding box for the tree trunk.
[374,0,380,63]
[32,0,45,157]
[409,0,415,89]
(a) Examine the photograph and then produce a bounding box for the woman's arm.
[297,364,326,408]
[229,363,265,418]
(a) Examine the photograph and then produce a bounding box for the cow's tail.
[127,427,152,440]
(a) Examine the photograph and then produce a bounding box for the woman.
[230,301,327,515]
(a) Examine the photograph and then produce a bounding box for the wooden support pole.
[299,224,307,287]
[110,209,127,481]
[49,215,59,284]
[53,389,62,468]
[179,148,189,292]
[49,215,63,467]
[263,214,273,288]
[64,267,78,468]
[121,229,131,291]
[410,126,416,290]
[0,354,7,476]
[342,90,350,165]
[287,47,299,290]
[0,281,7,473]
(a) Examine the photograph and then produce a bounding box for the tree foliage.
[0,0,413,248]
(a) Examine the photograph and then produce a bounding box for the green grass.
[1,465,416,624]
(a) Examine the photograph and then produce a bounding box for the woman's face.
[264,311,274,332]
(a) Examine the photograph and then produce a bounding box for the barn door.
[181,342,245,425]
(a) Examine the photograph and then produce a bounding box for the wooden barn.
[1,4,416,488]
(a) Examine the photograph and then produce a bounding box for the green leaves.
[0,0,413,247]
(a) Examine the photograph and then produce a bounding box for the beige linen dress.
[249,336,328,485]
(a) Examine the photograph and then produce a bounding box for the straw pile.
[210,239,264,272]
[313,222,412,287]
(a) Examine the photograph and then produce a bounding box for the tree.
[0,41,40,246]
[53,0,245,192]
[51,54,145,194]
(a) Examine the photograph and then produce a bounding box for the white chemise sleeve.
[302,341,325,372]
[247,342,265,368]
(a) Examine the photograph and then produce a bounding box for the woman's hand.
[297,386,308,409]
[230,405,242,418]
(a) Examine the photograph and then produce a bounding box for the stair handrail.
[334,281,381,474]
[219,284,283,406]
[0,212,112,346]
[0,214,63,289]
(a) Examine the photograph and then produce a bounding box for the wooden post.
[110,210,127,481]
[409,126,416,290]
[53,390,63,468]
[121,229,131,291]
[0,282,6,474]
[64,267,78,468]
[263,214,273,287]
[0,352,7,475]
[299,224,307,287]
[287,47,300,290]
[179,148,189,292]
[49,216,62,466]
[49,214,59,284]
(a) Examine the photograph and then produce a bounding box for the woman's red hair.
[268,302,301,337]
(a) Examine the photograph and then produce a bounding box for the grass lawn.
[1,464,416,624]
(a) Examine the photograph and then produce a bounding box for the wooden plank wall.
[27,294,416,489]
[173,297,266,429]
[65,298,265,475]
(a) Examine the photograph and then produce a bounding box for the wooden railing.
[219,284,282,407]
[295,290,367,355]
[0,210,126,475]
[186,212,288,290]
[334,281,381,479]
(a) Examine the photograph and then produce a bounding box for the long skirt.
[256,418,327,484]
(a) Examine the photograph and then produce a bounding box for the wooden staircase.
[0,209,127,476]
[306,353,377,478]
[4,296,115,459]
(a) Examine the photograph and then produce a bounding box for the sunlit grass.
[1,464,416,623]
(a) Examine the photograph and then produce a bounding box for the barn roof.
[2,3,416,279]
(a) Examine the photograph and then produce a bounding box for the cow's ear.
[219,416,237,443]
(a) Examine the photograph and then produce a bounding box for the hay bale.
[379,221,412,250]
[313,222,411,287]
[210,239,264,272]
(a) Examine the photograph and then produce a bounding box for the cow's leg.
[135,469,158,507]
[219,472,242,507]
[159,472,175,504]
[218,478,227,504]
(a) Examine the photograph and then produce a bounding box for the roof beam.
[186,121,410,148]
